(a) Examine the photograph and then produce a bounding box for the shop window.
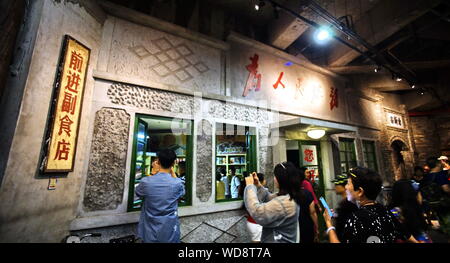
[128,115,193,212]
[339,138,357,174]
[362,140,378,172]
[215,123,257,202]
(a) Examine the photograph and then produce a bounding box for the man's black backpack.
[420,173,450,211]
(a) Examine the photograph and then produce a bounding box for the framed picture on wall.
[386,112,405,129]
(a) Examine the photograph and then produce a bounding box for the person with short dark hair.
[331,174,358,241]
[323,167,417,243]
[136,149,185,243]
[220,167,231,199]
[424,157,450,194]
[230,166,241,198]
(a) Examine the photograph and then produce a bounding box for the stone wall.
[101,16,224,95]
[0,0,103,242]
[196,119,212,202]
[83,108,130,211]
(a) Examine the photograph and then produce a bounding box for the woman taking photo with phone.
[244,162,302,243]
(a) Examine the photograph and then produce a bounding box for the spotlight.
[255,0,265,11]
[374,66,381,73]
[314,26,333,44]
[411,84,416,89]
[418,88,426,95]
[392,73,402,82]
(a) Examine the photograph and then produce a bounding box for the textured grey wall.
[83,108,130,211]
[196,119,212,202]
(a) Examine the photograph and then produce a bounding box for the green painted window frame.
[214,124,257,203]
[362,140,378,172]
[127,114,194,212]
[339,138,357,174]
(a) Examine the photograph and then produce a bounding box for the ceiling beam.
[327,0,442,67]
[326,60,450,74]
[268,0,377,50]
[268,0,310,49]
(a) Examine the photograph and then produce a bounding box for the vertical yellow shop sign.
[44,36,90,172]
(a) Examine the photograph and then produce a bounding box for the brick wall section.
[409,116,444,165]
[437,117,450,154]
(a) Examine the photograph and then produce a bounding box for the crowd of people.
[243,155,450,243]
[134,148,449,243]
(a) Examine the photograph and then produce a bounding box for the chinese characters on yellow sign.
[44,36,90,172]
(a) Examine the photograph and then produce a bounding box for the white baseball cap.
[437,156,448,160]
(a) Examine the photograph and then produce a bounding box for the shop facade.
[0,0,417,242]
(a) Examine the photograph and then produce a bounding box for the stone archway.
[390,139,409,181]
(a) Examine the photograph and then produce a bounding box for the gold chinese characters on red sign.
[44,36,90,172]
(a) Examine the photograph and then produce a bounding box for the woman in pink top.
[299,167,322,240]
[299,167,319,206]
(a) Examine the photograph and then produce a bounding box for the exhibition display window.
[215,123,256,202]
[128,114,193,211]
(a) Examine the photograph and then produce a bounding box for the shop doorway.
[391,140,407,181]
[286,140,325,197]
[286,140,327,241]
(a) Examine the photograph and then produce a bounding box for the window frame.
[362,139,379,172]
[338,137,357,174]
[214,123,257,203]
[127,114,194,212]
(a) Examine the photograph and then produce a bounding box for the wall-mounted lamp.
[307,129,326,139]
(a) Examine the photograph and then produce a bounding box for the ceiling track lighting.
[255,0,265,11]
[314,26,333,44]
[391,72,403,82]
[261,1,417,90]
[418,88,426,95]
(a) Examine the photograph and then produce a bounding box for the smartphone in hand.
[320,197,333,217]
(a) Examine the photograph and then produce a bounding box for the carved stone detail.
[196,119,213,202]
[83,108,130,211]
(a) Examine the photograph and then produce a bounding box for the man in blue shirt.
[136,149,185,243]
